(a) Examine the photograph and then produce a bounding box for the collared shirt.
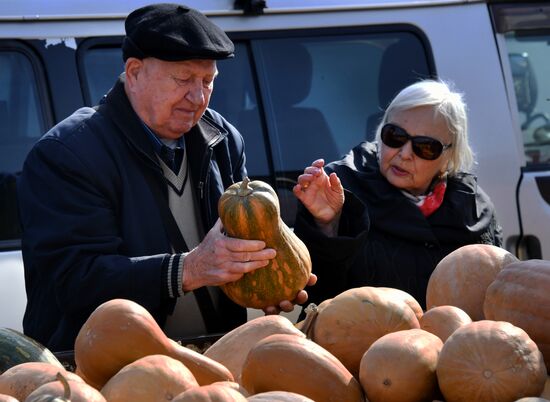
[142,122,185,173]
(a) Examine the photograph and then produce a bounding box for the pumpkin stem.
[299,303,319,339]
[56,371,72,400]
[237,177,253,197]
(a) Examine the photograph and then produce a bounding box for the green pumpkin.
[218,178,312,309]
[0,328,63,374]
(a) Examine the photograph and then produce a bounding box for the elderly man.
[18,3,313,351]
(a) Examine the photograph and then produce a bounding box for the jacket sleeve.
[294,190,370,305]
[18,137,169,319]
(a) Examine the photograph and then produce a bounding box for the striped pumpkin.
[218,178,311,309]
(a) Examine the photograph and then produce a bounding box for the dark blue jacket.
[17,77,247,351]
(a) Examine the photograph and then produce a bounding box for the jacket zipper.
[198,135,224,226]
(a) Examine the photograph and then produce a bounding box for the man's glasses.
[381,123,452,161]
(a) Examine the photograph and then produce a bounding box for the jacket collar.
[329,141,486,243]
[99,75,227,169]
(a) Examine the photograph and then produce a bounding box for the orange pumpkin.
[378,287,424,321]
[436,320,546,402]
[241,333,365,402]
[172,382,247,401]
[100,354,198,402]
[218,178,311,309]
[419,305,472,342]
[204,315,305,383]
[542,377,550,399]
[74,298,233,389]
[25,372,105,402]
[484,259,550,373]
[425,244,518,320]
[308,286,420,377]
[247,391,316,401]
[0,362,83,401]
[359,328,443,402]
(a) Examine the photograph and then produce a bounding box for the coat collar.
[99,75,227,169]
[328,141,489,244]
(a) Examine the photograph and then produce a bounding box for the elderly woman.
[293,79,502,310]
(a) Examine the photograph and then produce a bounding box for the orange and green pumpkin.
[218,178,311,309]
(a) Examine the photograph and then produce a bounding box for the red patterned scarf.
[402,177,447,217]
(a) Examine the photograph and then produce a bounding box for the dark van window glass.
[82,47,125,105]
[252,32,431,224]
[0,50,47,243]
[210,43,268,178]
[253,32,431,173]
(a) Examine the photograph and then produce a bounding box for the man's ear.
[125,58,143,90]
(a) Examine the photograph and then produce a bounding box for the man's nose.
[186,82,205,105]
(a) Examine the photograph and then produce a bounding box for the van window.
[0,48,49,244]
[81,47,125,105]
[505,32,550,166]
[252,33,429,175]
[251,31,431,223]
[210,43,268,178]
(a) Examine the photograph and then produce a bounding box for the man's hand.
[263,273,318,315]
[182,219,276,291]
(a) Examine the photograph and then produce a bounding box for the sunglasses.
[381,123,452,161]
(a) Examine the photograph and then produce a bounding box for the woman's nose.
[398,140,414,159]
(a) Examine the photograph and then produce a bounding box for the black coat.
[295,141,503,311]
[17,77,247,350]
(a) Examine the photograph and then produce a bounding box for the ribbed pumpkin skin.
[241,334,364,402]
[436,320,547,402]
[26,378,106,402]
[426,244,518,320]
[218,178,311,309]
[484,260,550,374]
[311,286,420,377]
[359,329,443,402]
[0,362,84,401]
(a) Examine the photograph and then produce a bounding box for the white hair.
[374,79,474,175]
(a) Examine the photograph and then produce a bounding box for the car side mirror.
[533,124,550,145]
[509,52,538,116]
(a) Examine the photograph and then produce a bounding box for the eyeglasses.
[380,123,452,161]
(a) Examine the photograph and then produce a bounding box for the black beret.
[122,3,234,62]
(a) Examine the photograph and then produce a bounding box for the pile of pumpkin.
[0,179,549,401]
[0,243,549,402]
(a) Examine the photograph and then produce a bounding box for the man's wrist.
[163,253,187,298]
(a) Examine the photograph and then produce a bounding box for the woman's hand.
[293,159,345,234]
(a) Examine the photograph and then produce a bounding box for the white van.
[1,0,549,331]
